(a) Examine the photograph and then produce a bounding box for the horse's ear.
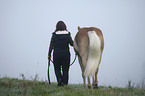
[78,26,81,30]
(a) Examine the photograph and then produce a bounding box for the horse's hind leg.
[93,54,102,89]
[88,77,91,89]
[92,76,95,86]
[78,56,86,88]
[82,74,86,88]
[93,67,99,89]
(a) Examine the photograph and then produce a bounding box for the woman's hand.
[48,56,51,60]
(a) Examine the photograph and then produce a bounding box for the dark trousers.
[53,52,70,85]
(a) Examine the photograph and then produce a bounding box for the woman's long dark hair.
[55,21,67,31]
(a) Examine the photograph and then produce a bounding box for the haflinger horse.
[73,26,104,89]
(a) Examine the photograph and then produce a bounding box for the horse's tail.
[84,31,101,77]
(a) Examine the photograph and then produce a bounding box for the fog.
[0,0,145,88]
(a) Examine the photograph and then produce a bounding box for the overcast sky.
[0,0,145,88]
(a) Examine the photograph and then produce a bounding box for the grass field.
[0,77,145,96]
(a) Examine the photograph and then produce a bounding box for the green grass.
[0,77,145,96]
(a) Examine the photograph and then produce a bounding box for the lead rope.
[50,54,77,66]
[69,54,77,66]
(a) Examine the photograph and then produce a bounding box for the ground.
[0,77,145,96]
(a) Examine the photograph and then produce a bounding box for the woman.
[48,21,73,86]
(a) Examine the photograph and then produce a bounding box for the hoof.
[93,84,98,89]
[83,85,86,88]
[88,85,91,89]
[57,82,64,87]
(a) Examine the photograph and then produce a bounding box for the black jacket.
[48,31,73,56]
